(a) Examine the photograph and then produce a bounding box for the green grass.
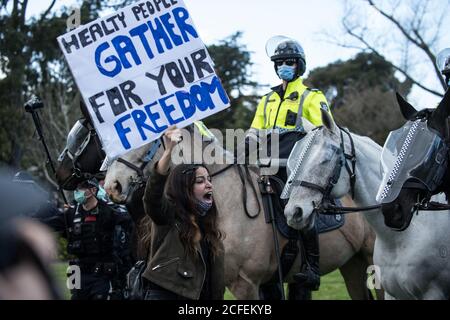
[53,262,71,300]
[313,270,351,300]
[54,262,349,300]
[224,270,350,300]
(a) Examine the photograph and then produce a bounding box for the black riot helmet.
[266,36,306,77]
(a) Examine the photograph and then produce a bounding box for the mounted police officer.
[248,36,334,293]
[40,178,134,300]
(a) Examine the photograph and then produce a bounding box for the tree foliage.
[306,52,412,144]
[327,0,449,98]
[203,32,261,131]
[0,3,258,183]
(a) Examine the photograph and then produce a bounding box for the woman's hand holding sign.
[156,126,182,175]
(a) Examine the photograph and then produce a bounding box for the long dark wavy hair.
[141,164,224,258]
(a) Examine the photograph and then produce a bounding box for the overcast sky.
[26,0,450,108]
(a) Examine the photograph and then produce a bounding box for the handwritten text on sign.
[58,0,230,158]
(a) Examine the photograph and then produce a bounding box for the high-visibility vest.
[194,121,216,139]
[250,77,332,132]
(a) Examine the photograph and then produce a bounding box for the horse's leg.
[358,215,385,300]
[339,253,372,300]
[228,272,260,300]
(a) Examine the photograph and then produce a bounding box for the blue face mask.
[277,64,296,81]
[196,201,212,216]
[96,186,108,201]
[74,190,87,204]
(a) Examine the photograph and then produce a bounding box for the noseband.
[115,139,164,201]
[294,126,357,214]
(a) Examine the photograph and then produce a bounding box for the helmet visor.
[265,35,305,61]
[376,119,448,203]
[66,120,90,158]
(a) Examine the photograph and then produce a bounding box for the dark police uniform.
[41,200,133,300]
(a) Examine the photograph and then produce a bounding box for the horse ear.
[80,100,94,125]
[302,117,315,133]
[428,89,450,138]
[321,108,338,135]
[396,92,418,120]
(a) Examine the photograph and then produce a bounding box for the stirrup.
[293,270,320,291]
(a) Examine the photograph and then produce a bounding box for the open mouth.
[203,191,213,203]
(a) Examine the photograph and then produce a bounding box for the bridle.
[291,126,382,215]
[293,126,362,214]
[293,125,450,215]
[114,139,164,202]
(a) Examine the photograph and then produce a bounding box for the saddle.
[257,174,345,285]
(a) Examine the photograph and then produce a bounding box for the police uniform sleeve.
[304,90,332,126]
[250,95,268,129]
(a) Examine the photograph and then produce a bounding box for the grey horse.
[284,109,450,299]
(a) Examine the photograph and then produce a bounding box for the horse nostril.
[293,207,303,222]
[114,180,122,195]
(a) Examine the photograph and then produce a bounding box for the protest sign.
[58,0,230,159]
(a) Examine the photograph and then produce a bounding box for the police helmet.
[266,35,306,76]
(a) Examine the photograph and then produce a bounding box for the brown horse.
[104,124,380,299]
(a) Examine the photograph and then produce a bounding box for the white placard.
[58,0,230,159]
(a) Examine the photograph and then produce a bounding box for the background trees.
[327,0,449,98]
[305,52,412,144]
[204,32,260,131]
[0,0,448,183]
[0,2,257,186]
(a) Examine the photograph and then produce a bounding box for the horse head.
[103,140,162,204]
[55,117,105,190]
[377,90,450,231]
[103,122,226,204]
[283,110,350,230]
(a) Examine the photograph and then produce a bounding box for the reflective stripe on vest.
[295,88,311,128]
[262,88,311,130]
[263,92,275,128]
[194,121,215,140]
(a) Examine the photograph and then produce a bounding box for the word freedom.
[113,75,228,149]
[58,0,231,158]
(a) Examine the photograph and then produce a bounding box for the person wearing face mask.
[247,36,333,297]
[249,36,333,158]
[40,178,134,300]
[140,127,225,300]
